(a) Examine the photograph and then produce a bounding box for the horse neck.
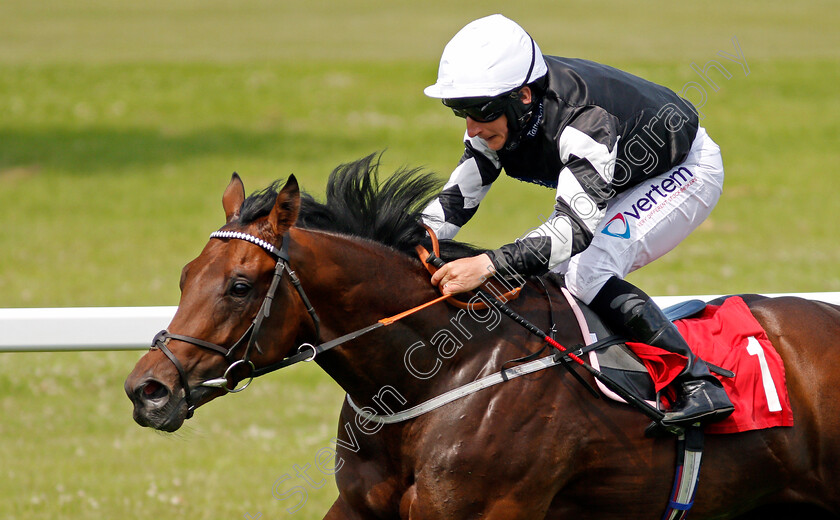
[286,228,587,409]
[287,227,449,400]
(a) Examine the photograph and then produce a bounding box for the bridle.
[148,226,522,420]
[150,230,321,418]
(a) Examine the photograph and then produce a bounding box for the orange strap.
[371,226,522,323]
[415,225,521,310]
[377,293,452,326]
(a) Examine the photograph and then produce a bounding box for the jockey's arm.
[421,135,502,239]
[487,108,621,280]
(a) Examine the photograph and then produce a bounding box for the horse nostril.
[140,380,169,401]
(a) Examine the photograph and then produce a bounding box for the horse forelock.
[237,180,286,225]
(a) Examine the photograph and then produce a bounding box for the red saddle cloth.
[627,296,794,434]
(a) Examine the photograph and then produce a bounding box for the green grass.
[2,60,836,307]
[0,1,838,518]
[0,351,346,519]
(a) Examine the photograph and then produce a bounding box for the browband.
[210,230,287,261]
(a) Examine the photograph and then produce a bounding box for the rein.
[415,223,522,309]
[150,229,452,418]
[153,226,661,428]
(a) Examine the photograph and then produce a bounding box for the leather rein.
[150,228,465,419]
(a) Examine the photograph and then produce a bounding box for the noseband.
[150,230,321,418]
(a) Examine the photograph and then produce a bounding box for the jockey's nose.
[466,117,483,138]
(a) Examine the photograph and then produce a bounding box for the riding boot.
[588,276,734,427]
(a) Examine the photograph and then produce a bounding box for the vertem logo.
[600,167,696,240]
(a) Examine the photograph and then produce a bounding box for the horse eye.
[230,280,252,297]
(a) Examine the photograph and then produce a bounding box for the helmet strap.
[503,93,542,151]
[503,35,540,150]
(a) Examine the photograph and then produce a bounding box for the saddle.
[575,295,711,408]
[561,288,794,435]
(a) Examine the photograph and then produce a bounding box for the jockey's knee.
[565,269,617,306]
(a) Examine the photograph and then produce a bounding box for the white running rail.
[1,293,838,352]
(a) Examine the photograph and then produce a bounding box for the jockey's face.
[462,86,532,151]
[466,114,509,151]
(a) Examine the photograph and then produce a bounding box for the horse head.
[125,173,318,432]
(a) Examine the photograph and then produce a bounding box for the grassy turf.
[0,1,838,518]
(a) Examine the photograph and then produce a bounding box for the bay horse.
[125,154,840,519]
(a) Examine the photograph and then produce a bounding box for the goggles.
[442,93,516,123]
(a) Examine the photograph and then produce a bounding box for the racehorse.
[125,154,840,519]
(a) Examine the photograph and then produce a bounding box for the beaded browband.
[209,230,284,258]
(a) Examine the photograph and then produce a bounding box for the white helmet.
[424,14,548,100]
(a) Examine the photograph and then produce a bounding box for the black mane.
[238,153,483,260]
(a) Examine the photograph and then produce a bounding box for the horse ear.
[269,175,301,235]
[223,173,246,223]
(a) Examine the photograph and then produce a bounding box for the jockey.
[421,14,734,428]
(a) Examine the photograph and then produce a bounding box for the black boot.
[589,277,734,427]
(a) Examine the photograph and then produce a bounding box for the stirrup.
[645,420,685,438]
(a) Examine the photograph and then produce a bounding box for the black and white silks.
[422,56,700,278]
